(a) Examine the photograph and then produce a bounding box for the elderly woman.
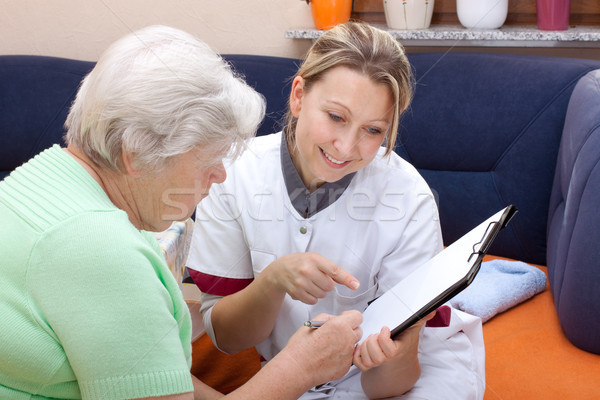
[0,25,362,400]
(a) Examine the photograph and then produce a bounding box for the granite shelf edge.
[285,25,600,47]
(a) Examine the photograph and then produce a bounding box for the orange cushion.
[191,334,261,394]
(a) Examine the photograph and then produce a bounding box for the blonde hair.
[284,21,413,156]
[65,25,265,172]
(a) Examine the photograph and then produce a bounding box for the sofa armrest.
[547,69,600,354]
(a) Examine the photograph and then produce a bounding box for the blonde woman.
[189,22,484,399]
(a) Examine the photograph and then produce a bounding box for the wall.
[0,0,315,61]
[0,0,599,62]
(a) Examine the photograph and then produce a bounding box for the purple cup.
[536,0,571,31]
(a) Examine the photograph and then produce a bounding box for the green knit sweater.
[0,146,193,399]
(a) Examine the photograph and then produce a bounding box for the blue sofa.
[1,52,599,356]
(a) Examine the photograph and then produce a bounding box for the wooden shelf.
[351,0,600,27]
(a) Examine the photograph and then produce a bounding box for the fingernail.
[350,280,360,289]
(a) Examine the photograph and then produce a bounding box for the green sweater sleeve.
[27,210,193,399]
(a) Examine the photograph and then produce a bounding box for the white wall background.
[1,1,599,61]
[0,0,315,61]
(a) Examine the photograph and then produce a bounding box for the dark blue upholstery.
[547,70,600,354]
[221,54,300,137]
[398,53,600,266]
[0,55,94,180]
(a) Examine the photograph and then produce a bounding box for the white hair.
[65,25,265,171]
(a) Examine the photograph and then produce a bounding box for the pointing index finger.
[319,259,360,290]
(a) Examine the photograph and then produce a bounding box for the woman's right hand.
[281,311,363,385]
[264,252,360,304]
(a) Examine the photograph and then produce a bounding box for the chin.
[147,221,173,232]
[319,168,351,183]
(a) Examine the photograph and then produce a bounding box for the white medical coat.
[188,132,485,399]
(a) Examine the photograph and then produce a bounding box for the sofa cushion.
[398,53,600,266]
[0,55,94,180]
[221,54,299,137]
[547,69,600,354]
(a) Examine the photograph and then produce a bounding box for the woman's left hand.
[352,311,435,372]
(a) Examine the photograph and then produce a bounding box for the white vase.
[457,0,508,29]
[384,0,435,30]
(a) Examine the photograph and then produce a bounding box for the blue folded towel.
[449,259,547,322]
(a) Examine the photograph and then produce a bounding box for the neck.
[286,134,325,193]
[63,145,144,229]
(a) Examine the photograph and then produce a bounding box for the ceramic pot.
[384,0,435,30]
[457,0,508,29]
[536,0,570,31]
[310,0,352,30]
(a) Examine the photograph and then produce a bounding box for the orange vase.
[310,0,352,30]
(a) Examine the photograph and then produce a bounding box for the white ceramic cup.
[384,0,435,30]
[457,0,508,29]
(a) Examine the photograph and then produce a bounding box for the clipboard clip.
[468,205,518,262]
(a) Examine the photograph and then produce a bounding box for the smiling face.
[289,66,394,191]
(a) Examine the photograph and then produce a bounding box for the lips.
[320,148,350,167]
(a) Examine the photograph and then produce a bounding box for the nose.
[332,127,359,158]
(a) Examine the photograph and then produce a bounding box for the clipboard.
[359,205,518,344]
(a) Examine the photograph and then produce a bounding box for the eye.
[329,112,344,122]
[366,126,383,135]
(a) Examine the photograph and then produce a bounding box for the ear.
[121,149,142,178]
[289,76,305,118]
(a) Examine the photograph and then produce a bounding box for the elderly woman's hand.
[283,310,363,385]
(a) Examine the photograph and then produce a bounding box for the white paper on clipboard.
[358,205,517,344]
